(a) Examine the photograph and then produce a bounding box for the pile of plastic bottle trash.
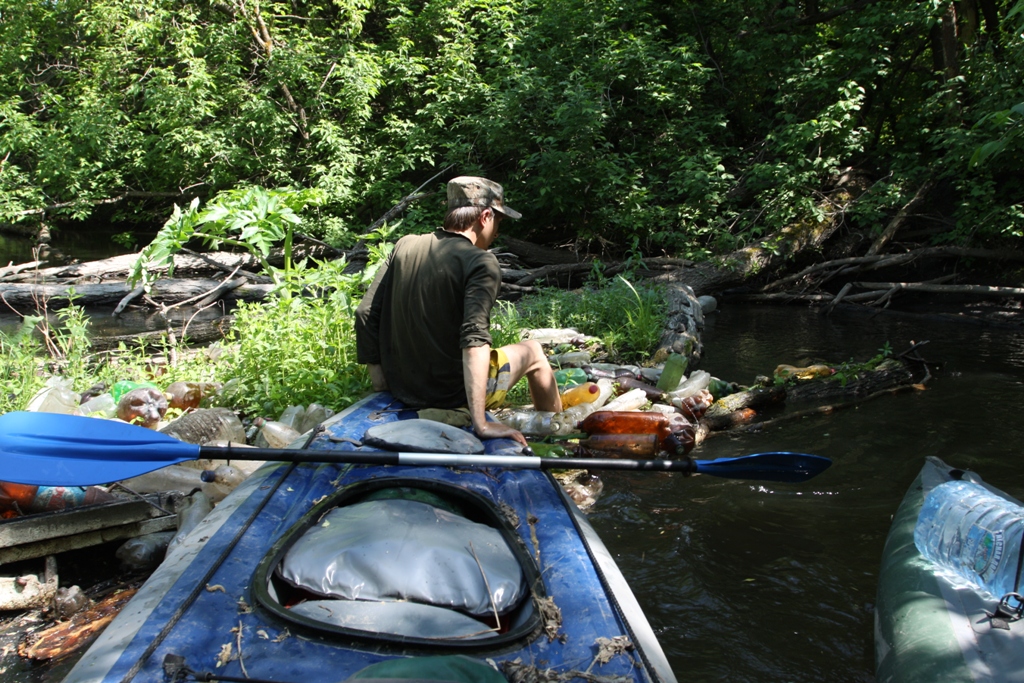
[495,341,735,459]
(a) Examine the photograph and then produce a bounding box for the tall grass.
[515,276,666,364]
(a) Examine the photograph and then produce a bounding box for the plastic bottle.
[159,408,246,445]
[277,405,305,430]
[27,485,116,513]
[200,465,248,502]
[614,376,665,402]
[580,410,695,456]
[914,480,1024,599]
[116,387,169,429]
[25,377,82,415]
[561,382,600,408]
[168,490,214,555]
[666,370,712,401]
[111,380,160,404]
[298,403,331,433]
[550,378,616,433]
[119,464,205,494]
[583,364,639,381]
[549,351,592,367]
[774,364,835,381]
[707,377,739,401]
[639,367,663,384]
[670,389,714,421]
[601,388,649,412]
[55,585,90,619]
[0,483,39,517]
[495,409,560,436]
[553,368,588,389]
[116,531,175,571]
[578,433,660,457]
[164,381,219,411]
[81,392,117,418]
[253,417,302,448]
[657,353,689,392]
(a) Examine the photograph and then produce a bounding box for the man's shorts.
[485,348,513,410]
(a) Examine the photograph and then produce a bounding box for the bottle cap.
[200,470,217,483]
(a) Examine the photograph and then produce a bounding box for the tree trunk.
[0,279,274,311]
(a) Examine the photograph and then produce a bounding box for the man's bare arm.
[462,345,528,446]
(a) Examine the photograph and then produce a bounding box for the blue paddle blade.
[693,451,831,482]
[0,411,201,486]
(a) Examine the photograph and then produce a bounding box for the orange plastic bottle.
[560,382,600,408]
[579,411,695,456]
[578,433,659,457]
[0,482,39,517]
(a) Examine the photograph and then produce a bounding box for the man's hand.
[367,364,388,391]
[473,420,529,447]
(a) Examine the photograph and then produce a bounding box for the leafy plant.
[128,187,322,296]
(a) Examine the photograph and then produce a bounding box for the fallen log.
[18,586,138,661]
[0,279,274,312]
[785,359,915,403]
[694,360,917,443]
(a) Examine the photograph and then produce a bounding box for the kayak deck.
[65,393,675,683]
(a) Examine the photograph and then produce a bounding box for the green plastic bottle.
[656,353,689,392]
[553,368,588,389]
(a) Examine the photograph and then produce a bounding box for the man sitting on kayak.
[355,176,562,446]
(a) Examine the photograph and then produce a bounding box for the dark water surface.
[589,303,1024,681]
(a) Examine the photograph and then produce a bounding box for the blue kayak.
[64,393,676,683]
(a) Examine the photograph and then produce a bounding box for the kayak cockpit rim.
[251,476,548,651]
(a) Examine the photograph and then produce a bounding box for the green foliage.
[214,262,370,418]
[129,187,322,294]
[516,277,667,363]
[2,0,1024,255]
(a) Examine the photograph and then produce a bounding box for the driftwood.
[18,587,138,661]
[88,316,236,351]
[0,279,274,311]
[694,359,917,444]
[866,179,935,255]
[650,188,856,297]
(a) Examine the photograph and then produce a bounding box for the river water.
[589,303,1024,681]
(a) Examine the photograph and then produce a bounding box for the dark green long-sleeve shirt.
[354,229,502,408]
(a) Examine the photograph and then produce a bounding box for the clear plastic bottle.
[277,405,305,430]
[666,370,711,401]
[914,479,1024,599]
[119,464,206,494]
[168,490,214,555]
[55,585,90,619]
[495,409,560,436]
[26,377,82,415]
[116,531,175,571]
[298,403,331,433]
[549,351,592,367]
[160,408,246,445]
[601,388,649,412]
[253,417,302,448]
[200,465,248,502]
[80,392,117,418]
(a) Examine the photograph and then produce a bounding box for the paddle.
[0,411,831,486]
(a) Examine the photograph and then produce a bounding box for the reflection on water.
[589,303,1024,682]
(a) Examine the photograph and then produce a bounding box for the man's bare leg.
[500,340,563,413]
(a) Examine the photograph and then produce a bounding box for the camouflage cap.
[446,176,522,219]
